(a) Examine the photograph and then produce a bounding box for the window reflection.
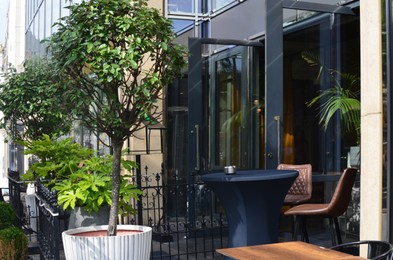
[212,0,235,11]
[171,19,194,34]
[168,0,194,13]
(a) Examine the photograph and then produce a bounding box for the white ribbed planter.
[62,225,152,260]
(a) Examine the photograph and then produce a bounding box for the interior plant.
[303,51,360,143]
[49,0,187,236]
[0,226,28,260]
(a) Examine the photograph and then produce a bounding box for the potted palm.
[303,52,360,166]
[49,0,187,258]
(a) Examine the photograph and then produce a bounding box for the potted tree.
[49,0,187,258]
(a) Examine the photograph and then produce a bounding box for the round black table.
[202,169,298,248]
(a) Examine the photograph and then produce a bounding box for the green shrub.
[0,226,28,260]
[0,202,16,230]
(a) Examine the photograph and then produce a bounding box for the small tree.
[50,0,186,235]
[0,58,73,142]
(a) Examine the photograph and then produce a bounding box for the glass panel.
[52,0,60,33]
[168,0,194,13]
[170,19,194,34]
[212,0,235,11]
[215,53,242,167]
[39,3,45,56]
[205,45,264,170]
[283,15,360,173]
[45,0,52,37]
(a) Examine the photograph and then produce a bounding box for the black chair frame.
[330,240,393,260]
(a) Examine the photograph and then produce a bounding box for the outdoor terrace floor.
[27,218,358,260]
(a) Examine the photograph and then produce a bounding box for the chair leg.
[290,215,295,240]
[333,217,342,245]
[328,218,337,246]
[292,215,299,241]
[328,217,342,246]
[301,216,309,243]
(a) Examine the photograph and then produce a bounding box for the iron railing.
[131,165,228,259]
[35,178,68,260]
[14,164,228,260]
[8,170,41,255]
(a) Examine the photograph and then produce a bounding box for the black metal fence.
[133,166,228,259]
[35,178,69,260]
[8,165,228,260]
[8,169,40,255]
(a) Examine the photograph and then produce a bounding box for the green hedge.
[0,201,16,230]
[0,226,28,259]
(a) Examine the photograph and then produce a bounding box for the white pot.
[62,225,152,260]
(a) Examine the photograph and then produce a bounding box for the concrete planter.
[62,225,152,260]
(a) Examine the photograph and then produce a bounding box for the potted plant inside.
[303,52,360,167]
[48,0,187,258]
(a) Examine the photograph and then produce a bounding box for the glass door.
[208,46,264,170]
[188,38,265,178]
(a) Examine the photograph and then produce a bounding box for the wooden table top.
[216,241,367,260]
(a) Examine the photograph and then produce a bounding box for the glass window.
[283,15,360,172]
[39,4,45,56]
[212,0,235,12]
[45,0,52,37]
[61,0,70,18]
[52,0,61,33]
[168,0,194,13]
[171,19,194,34]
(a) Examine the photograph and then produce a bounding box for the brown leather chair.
[284,168,358,246]
[277,164,312,205]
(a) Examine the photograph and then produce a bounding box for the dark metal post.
[386,0,393,244]
[265,0,284,168]
[136,154,143,225]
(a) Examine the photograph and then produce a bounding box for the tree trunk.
[107,139,123,236]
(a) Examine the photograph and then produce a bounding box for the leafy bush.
[54,155,141,215]
[21,134,92,184]
[0,226,28,260]
[0,202,16,230]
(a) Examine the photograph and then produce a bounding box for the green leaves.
[53,152,141,215]
[0,58,73,142]
[303,52,360,140]
[21,134,93,183]
[49,0,187,142]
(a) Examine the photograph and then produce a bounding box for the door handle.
[195,124,200,171]
[274,115,281,164]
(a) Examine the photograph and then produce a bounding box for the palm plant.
[303,52,360,143]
